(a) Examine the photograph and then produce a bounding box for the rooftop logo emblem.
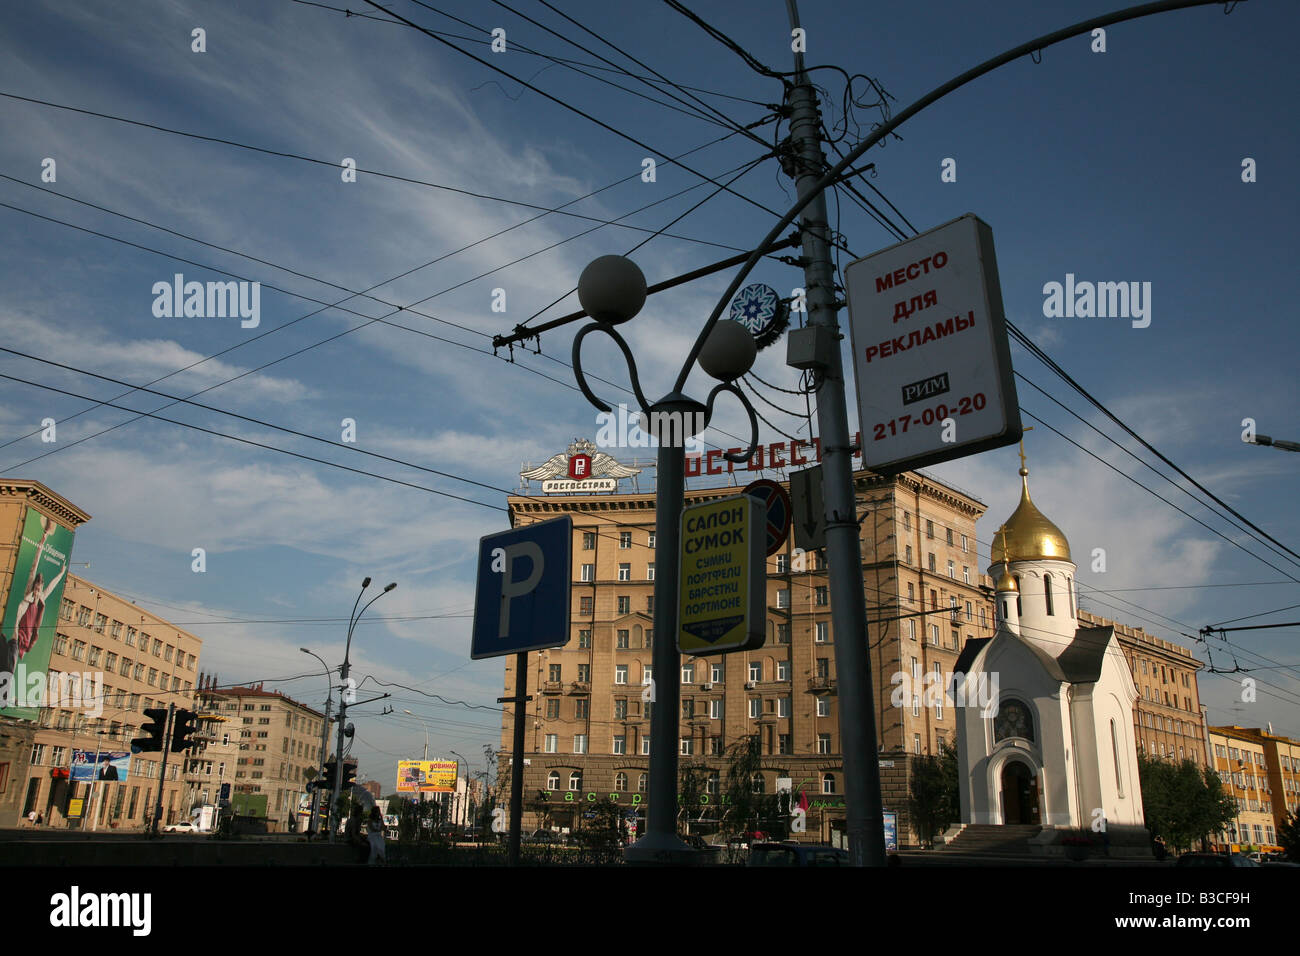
[520,438,641,493]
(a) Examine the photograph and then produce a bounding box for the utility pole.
[149,702,176,838]
[784,0,886,867]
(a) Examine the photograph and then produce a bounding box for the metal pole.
[88,733,103,832]
[302,648,333,837]
[507,650,527,865]
[150,703,175,838]
[784,0,885,867]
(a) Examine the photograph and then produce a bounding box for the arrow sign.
[789,466,825,552]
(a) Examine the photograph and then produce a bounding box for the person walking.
[27,810,37,828]
[367,806,387,865]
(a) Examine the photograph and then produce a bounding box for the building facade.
[1207,725,1300,852]
[497,440,998,843]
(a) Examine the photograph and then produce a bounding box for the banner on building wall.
[0,507,77,720]
[70,749,131,783]
[396,759,458,793]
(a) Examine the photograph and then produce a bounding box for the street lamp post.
[301,647,334,837]
[404,709,430,806]
[329,577,396,841]
[450,750,469,827]
[571,255,763,864]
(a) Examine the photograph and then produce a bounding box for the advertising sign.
[396,759,458,793]
[0,507,76,719]
[883,811,898,852]
[70,749,131,783]
[844,213,1021,474]
[677,495,764,655]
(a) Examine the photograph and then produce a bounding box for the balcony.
[540,681,563,695]
[567,681,591,696]
[808,676,837,693]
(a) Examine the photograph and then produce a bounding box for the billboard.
[70,749,131,783]
[1,507,76,720]
[397,759,458,793]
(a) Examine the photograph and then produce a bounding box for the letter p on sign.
[471,515,573,659]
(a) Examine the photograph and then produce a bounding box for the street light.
[572,255,761,864]
[329,577,396,841]
[301,647,334,837]
[403,709,430,807]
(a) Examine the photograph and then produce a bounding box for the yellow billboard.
[396,759,458,793]
[678,494,765,654]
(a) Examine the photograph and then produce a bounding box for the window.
[679,737,693,756]
[646,596,654,614]
[648,532,655,549]
[815,658,830,678]
[776,661,790,681]
[926,520,934,540]
[1044,573,1055,616]
[951,629,960,649]
[818,733,831,754]
[104,652,117,670]
[582,532,596,550]
[930,625,939,646]
[580,596,593,614]
[961,534,968,552]
[815,586,828,606]
[613,736,626,755]
[71,640,86,661]
[681,664,694,684]
[815,622,829,643]
[904,544,914,565]
[913,734,922,754]
[947,560,955,578]
[640,737,651,756]
[946,528,954,546]
[574,735,587,754]
[147,668,158,687]
[963,566,971,584]
[647,563,655,581]
[778,734,792,755]
[93,613,107,633]
[822,774,836,794]
[164,645,174,662]
[748,662,761,682]
[777,697,790,718]
[53,634,68,656]
[617,596,630,615]
[577,664,590,683]
[547,771,560,789]
[711,664,723,683]
[575,699,588,719]
[749,698,761,719]
[578,629,591,649]
[682,699,694,719]
[776,589,790,609]
[581,564,594,582]
[708,737,722,756]
[817,698,829,717]
[549,664,562,682]
[617,629,630,649]
[752,774,765,794]
[949,597,959,621]
[709,699,723,719]
[934,663,944,719]
[617,563,631,582]
[569,771,582,791]
[965,600,973,621]
[776,554,789,573]
[614,698,627,719]
[619,531,632,549]
[614,771,628,791]
[777,623,790,644]
[615,664,629,685]
[928,553,937,572]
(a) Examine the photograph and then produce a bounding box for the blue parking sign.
[471,515,572,659]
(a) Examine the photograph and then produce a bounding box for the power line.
[360,0,786,222]
[659,0,782,78]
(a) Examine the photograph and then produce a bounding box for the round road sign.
[743,478,792,557]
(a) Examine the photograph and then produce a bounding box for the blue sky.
[1,0,1296,788]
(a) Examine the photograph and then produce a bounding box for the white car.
[162,822,196,833]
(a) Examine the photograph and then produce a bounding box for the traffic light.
[170,709,198,753]
[131,708,167,753]
[341,760,357,790]
[312,759,337,792]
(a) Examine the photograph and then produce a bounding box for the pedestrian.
[367,806,386,865]
[345,805,367,863]
[35,812,42,827]
[27,810,36,828]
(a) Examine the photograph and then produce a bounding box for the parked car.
[747,842,849,866]
[526,829,562,844]
[162,822,196,834]
[1175,853,1259,867]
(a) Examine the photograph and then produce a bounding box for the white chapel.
[954,451,1149,854]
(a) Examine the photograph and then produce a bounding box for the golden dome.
[990,467,1071,564]
[995,569,1018,592]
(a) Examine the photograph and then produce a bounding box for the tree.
[907,741,960,847]
[1277,807,1300,862]
[677,761,710,838]
[719,735,786,842]
[1138,755,1236,853]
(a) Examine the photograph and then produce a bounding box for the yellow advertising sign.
[67,798,84,818]
[678,495,765,654]
[396,759,458,793]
